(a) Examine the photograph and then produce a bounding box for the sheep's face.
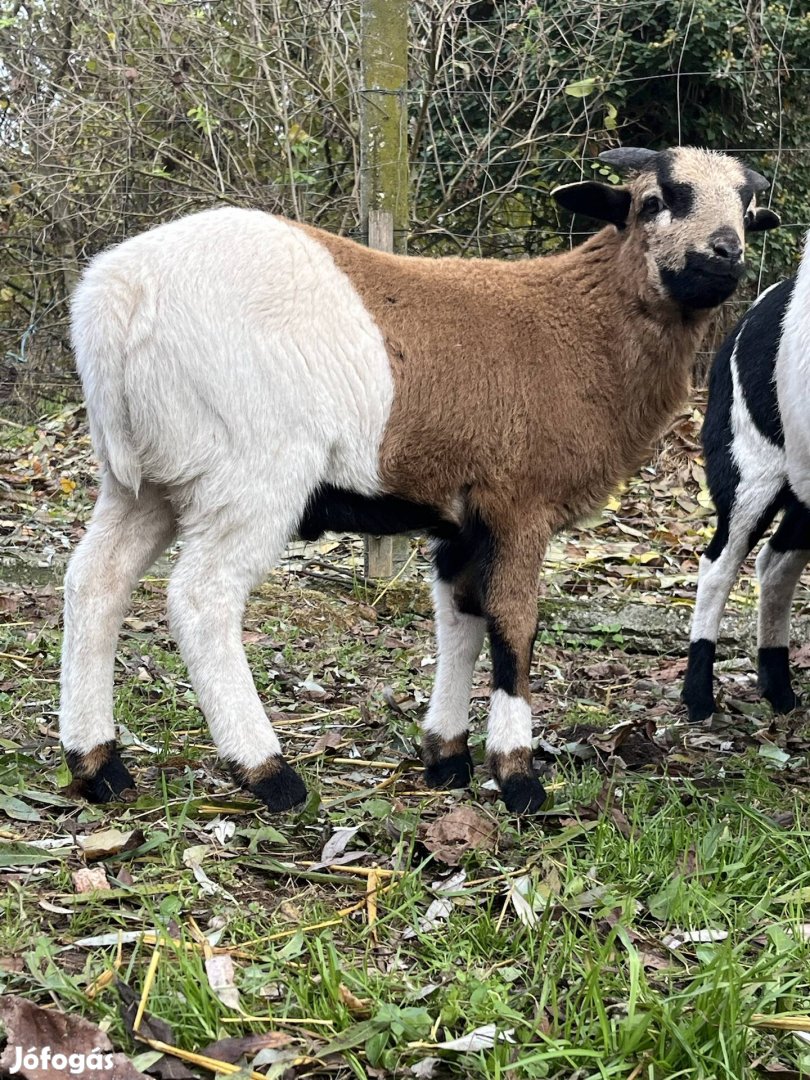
[553,147,780,311]
[628,148,778,309]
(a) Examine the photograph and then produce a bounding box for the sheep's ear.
[598,147,659,172]
[552,181,632,227]
[747,207,781,232]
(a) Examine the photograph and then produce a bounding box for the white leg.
[167,494,309,810]
[61,478,175,797]
[683,478,782,722]
[423,578,486,743]
[421,569,485,789]
[486,689,533,756]
[756,543,810,649]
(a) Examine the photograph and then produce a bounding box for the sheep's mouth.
[660,251,744,310]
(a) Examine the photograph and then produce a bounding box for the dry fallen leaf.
[339,983,372,1018]
[433,1024,515,1052]
[72,865,111,893]
[0,996,146,1080]
[205,953,240,1010]
[311,730,343,754]
[319,825,361,864]
[78,828,144,862]
[201,1032,292,1063]
[116,980,194,1080]
[423,806,497,866]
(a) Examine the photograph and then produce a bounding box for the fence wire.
[1,0,809,417]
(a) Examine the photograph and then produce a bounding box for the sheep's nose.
[710,230,742,263]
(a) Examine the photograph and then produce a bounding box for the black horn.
[599,147,659,172]
[745,168,770,193]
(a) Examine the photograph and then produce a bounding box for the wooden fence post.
[360,0,411,580]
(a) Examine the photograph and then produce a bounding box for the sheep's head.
[552,146,780,310]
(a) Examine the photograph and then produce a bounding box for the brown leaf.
[756,1064,803,1077]
[638,948,675,972]
[655,657,688,682]
[423,806,497,866]
[583,660,629,680]
[593,787,632,838]
[200,1033,292,1063]
[116,982,194,1080]
[311,730,343,754]
[339,983,372,1018]
[0,996,146,1080]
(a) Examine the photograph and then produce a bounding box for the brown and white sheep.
[61,145,779,815]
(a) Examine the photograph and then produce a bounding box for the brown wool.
[230,754,285,787]
[301,222,707,529]
[65,741,115,778]
[298,210,710,672]
[422,730,470,766]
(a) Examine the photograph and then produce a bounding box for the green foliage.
[1,0,809,409]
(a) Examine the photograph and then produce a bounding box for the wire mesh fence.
[2,0,809,419]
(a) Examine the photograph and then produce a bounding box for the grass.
[2,407,810,1078]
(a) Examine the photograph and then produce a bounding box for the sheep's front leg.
[483,525,547,815]
[421,539,486,790]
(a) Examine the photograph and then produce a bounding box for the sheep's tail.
[70,264,142,494]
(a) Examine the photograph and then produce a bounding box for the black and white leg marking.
[684,490,782,721]
[479,520,547,815]
[421,535,485,790]
[755,500,810,713]
[61,479,175,801]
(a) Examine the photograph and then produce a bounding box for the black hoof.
[500,774,546,815]
[683,640,717,723]
[248,759,308,812]
[65,744,137,803]
[683,694,717,724]
[758,647,798,714]
[764,687,799,715]
[423,750,474,790]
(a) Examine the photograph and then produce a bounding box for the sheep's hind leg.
[682,481,783,723]
[61,478,176,801]
[755,499,810,713]
[167,498,308,813]
[421,537,486,790]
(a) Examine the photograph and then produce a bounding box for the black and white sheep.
[682,275,810,723]
[60,146,779,815]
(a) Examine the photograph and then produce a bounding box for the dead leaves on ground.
[0,996,146,1080]
[422,806,497,866]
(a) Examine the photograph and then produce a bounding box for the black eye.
[642,195,664,215]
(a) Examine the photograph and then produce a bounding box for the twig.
[135,1036,314,1076]
[220,1016,335,1027]
[366,868,379,941]
[133,943,161,1032]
